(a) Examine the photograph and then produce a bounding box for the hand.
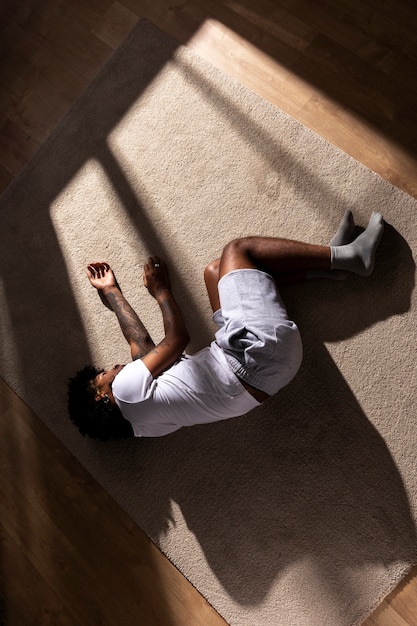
[143,257,170,298]
[87,262,117,291]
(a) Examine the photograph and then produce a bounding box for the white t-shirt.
[112,341,259,437]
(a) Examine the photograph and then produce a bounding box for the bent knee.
[220,237,256,274]
[204,258,220,283]
[222,236,259,258]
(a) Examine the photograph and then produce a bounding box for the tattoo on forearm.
[159,298,177,332]
[106,290,154,357]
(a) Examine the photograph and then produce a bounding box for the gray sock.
[307,210,356,280]
[330,212,384,276]
[329,210,356,246]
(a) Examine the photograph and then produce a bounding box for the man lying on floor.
[68,211,384,439]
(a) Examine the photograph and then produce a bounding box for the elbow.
[174,329,189,355]
[165,329,190,357]
[180,330,190,352]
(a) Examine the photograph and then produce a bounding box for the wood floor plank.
[294,32,417,134]
[2,27,87,105]
[0,118,39,177]
[220,0,316,52]
[42,17,112,82]
[297,94,417,198]
[92,1,139,50]
[281,0,414,72]
[0,521,82,626]
[0,378,227,625]
[363,568,417,625]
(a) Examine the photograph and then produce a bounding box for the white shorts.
[214,269,303,395]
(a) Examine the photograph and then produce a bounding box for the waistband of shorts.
[223,352,273,395]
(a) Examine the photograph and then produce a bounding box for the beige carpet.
[1,19,417,626]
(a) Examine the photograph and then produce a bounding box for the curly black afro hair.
[68,365,133,440]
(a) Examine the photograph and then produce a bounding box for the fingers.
[143,256,164,280]
[143,257,169,294]
[86,258,166,286]
[144,256,163,271]
[86,262,111,278]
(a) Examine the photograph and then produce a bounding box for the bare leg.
[220,212,383,278]
[204,259,221,312]
[219,236,331,280]
[204,212,383,312]
[204,238,330,313]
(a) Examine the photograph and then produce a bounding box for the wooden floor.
[1,0,417,624]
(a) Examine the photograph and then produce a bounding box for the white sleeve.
[112,359,154,403]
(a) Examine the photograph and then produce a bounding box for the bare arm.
[87,262,155,360]
[140,257,190,377]
[87,259,189,374]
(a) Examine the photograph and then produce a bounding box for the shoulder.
[112,359,154,404]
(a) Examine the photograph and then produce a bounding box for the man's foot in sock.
[307,210,356,280]
[329,210,356,246]
[331,212,384,276]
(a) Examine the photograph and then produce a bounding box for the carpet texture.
[1,19,417,626]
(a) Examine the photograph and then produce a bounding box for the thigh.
[215,269,303,395]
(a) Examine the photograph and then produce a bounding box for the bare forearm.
[102,286,154,358]
[139,287,189,377]
[155,288,189,346]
